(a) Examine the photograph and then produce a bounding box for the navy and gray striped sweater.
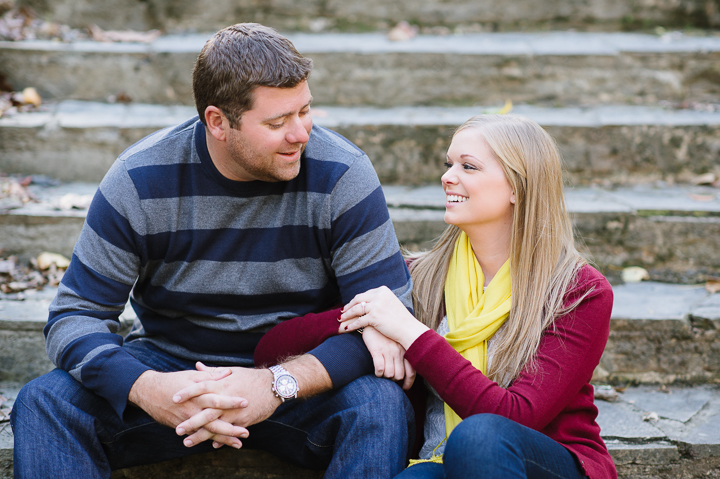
[46,118,413,417]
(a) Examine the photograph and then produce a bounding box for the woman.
[256,114,616,479]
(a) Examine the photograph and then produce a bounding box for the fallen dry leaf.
[705,279,720,294]
[388,21,418,42]
[691,172,717,186]
[688,193,716,202]
[642,411,659,422]
[89,24,161,43]
[594,385,619,402]
[622,266,649,283]
[21,86,41,106]
[36,252,71,270]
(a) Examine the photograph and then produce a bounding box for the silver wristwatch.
[269,365,299,403]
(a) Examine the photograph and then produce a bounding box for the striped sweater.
[45,118,413,417]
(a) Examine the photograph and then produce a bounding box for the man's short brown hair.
[192,23,313,128]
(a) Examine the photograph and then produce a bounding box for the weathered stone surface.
[599,284,720,384]
[2,33,720,107]
[596,400,667,440]
[620,387,714,423]
[4,102,720,185]
[14,0,720,32]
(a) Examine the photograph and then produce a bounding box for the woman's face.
[442,129,515,232]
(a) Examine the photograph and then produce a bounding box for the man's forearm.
[280,354,333,398]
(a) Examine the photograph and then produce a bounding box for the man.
[11,23,414,478]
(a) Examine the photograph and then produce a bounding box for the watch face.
[276,374,298,398]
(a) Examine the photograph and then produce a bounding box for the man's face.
[224,81,313,182]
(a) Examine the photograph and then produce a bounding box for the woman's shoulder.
[565,264,613,302]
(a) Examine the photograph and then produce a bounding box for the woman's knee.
[445,414,518,462]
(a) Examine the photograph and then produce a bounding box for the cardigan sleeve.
[254,307,343,368]
[404,266,613,432]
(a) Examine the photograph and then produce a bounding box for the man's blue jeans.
[11,340,414,479]
[396,414,587,479]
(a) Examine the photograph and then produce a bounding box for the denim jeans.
[395,414,586,479]
[11,340,414,479]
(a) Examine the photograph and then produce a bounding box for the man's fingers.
[212,434,243,449]
[194,393,248,410]
[195,361,232,380]
[382,351,395,379]
[203,419,249,439]
[393,353,404,382]
[176,408,223,436]
[402,360,417,391]
[173,381,214,403]
[372,353,385,378]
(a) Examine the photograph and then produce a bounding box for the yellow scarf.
[443,232,512,436]
[407,233,512,469]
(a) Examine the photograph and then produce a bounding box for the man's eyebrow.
[263,97,314,123]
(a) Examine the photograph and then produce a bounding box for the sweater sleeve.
[404,267,613,432]
[44,160,151,418]
[291,147,413,386]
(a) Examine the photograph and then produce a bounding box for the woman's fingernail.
[344,325,349,331]
[337,315,342,322]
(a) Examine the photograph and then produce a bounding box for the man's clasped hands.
[127,314,415,451]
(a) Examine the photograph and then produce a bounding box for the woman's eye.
[443,162,452,169]
[463,163,477,170]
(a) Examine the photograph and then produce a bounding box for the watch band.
[270,365,299,403]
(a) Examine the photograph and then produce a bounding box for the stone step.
[2,182,720,283]
[1,279,719,385]
[14,0,720,33]
[2,101,720,185]
[2,32,720,107]
[1,381,719,478]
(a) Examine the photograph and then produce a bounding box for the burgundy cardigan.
[254,265,616,479]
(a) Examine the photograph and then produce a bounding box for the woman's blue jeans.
[11,340,414,479]
[396,414,587,479]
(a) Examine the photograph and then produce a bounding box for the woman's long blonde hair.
[408,114,588,386]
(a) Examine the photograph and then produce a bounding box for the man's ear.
[205,106,227,141]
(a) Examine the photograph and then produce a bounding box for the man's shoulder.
[118,116,200,169]
[305,125,366,165]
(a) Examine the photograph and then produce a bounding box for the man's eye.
[269,123,283,129]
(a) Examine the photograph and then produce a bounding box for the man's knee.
[342,375,412,417]
[11,369,87,430]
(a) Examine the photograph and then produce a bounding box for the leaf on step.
[52,193,93,210]
[691,172,717,186]
[89,24,161,43]
[594,385,619,402]
[37,252,71,270]
[688,193,716,202]
[21,86,41,106]
[642,411,659,422]
[621,266,649,283]
[705,279,720,294]
[387,21,418,42]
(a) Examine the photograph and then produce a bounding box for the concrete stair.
[2,32,720,107]
[14,0,720,32]
[1,1,720,477]
[2,101,720,186]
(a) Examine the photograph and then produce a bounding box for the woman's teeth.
[447,195,468,203]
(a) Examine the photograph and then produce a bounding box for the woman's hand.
[339,286,430,351]
[359,326,417,390]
